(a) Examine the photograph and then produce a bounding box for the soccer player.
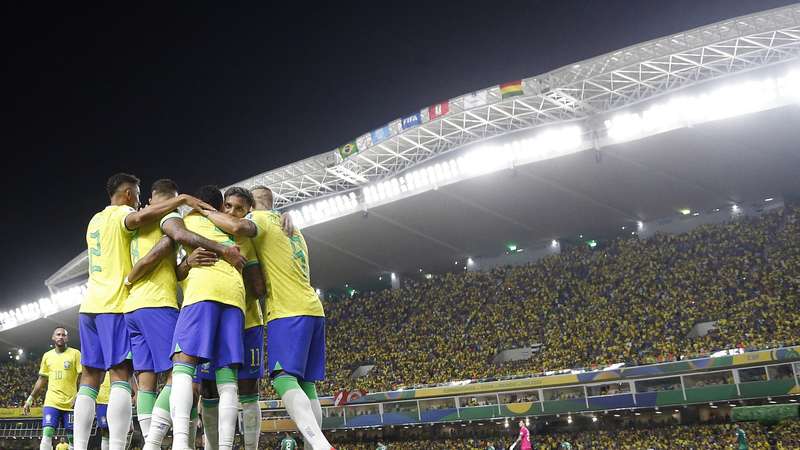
[201,185,333,450]
[170,185,251,450]
[24,327,81,450]
[124,179,228,446]
[55,437,70,450]
[511,420,532,450]
[75,173,242,450]
[735,424,749,450]
[96,373,111,450]
[196,187,267,450]
[281,433,298,450]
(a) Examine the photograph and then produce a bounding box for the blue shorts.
[266,316,325,381]
[172,301,244,368]
[79,313,131,370]
[42,406,73,430]
[125,307,179,373]
[196,326,264,381]
[95,404,108,430]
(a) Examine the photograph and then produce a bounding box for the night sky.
[2,1,795,307]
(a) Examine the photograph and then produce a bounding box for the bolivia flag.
[500,80,524,99]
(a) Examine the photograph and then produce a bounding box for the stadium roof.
[2,3,800,353]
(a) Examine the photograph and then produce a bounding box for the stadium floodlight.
[17,349,23,355]
[605,68,800,144]
[764,197,774,202]
[679,209,691,216]
[390,272,396,280]
[567,415,573,424]
[358,125,584,214]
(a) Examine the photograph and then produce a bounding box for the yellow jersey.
[56,443,69,450]
[39,347,81,411]
[124,212,181,313]
[96,372,111,405]
[83,205,136,314]
[181,213,245,311]
[246,211,324,322]
[239,237,264,329]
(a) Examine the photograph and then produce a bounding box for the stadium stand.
[0,359,38,408]
[259,421,800,449]
[1,206,798,405]
[314,205,800,396]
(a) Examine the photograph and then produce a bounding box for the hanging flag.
[463,90,488,109]
[401,112,422,129]
[428,101,450,120]
[356,133,372,150]
[500,80,524,99]
[337,141,359,160]
[370,124,392,144]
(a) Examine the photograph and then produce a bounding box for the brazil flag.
[337,141,359,160]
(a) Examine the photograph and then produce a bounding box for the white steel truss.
[232,3,800,209]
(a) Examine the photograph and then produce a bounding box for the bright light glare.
[0,284,86,332]
[605,69,800,142]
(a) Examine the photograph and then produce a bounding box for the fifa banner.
[401,112,422,130]
[333,389,368,406]
[732,404,798,424]
[336,140,360,160]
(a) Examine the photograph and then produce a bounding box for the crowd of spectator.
[1,207,798,410]
[0,359,38,408]
[312,205,800,396]
[320,421,798,449]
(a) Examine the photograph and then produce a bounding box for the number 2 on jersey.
[288,235,309,281]
[89,230,102,273]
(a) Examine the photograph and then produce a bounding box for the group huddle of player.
[25,173,337,450]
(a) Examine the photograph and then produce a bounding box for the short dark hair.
[250,185,274,206]
[196,185,223,210]
[151,178,179,197]
[224,187,254,208]
[53,326,67,334]
[106,173,140,198]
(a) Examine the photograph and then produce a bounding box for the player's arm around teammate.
[76,174,218,450]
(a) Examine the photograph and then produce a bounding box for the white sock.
[144,406,171,450]
[202,400,219,450]
[73,392,96,450]
[217,383,239,450]
[241,400,261,450]
[170,370,194,450]
[189,415,198,449]
[108,383,133,450]
[282,388,332,450]
[101,436,109,450]
[305,398,323,450]
[39,435,52,450]
[138,415,151,440]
